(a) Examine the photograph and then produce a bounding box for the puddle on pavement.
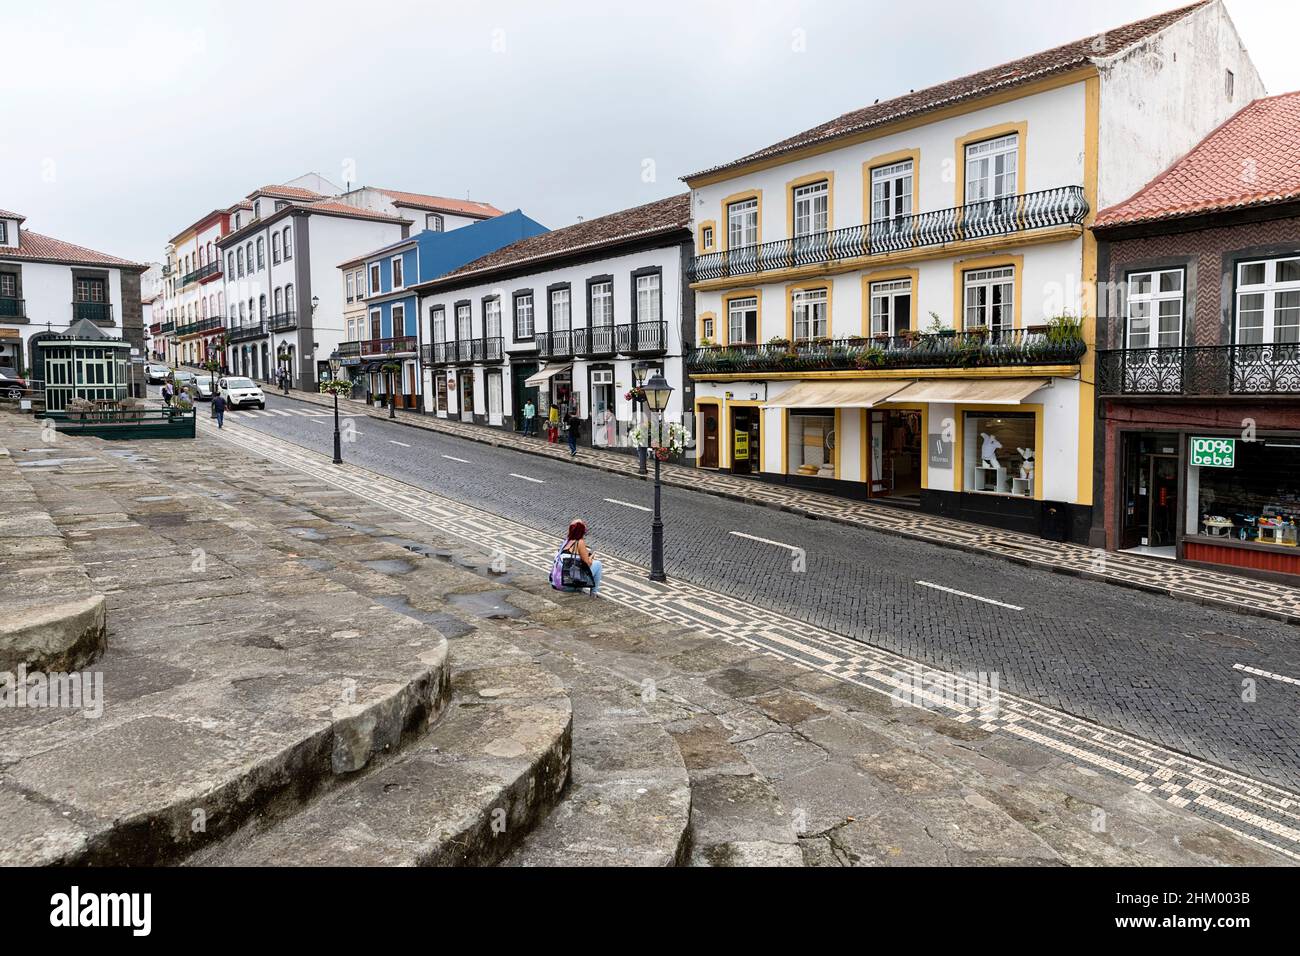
[370,595,475,638]
[362,559,416,575]
[17,457,100,467]
[285,526,332,541]
[135,495,175,502]
[446,590,526,620]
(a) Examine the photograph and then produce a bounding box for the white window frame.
[871,160,913,224]
[635,273,661,324]
[426,214,444,232]
[391,302,406,336]
[869,278,913,337]
[963,266,1015,333]
[431,306,446,343]
[515,293,534,339]
[550,288,571,332]
[590,281,613,327]
[282,227,293,260]
[727,296,758,344]
[727,198,758,249]
[701,225,714,249]
[792,180,829,237]
[391,255,404,290]
[369,263,381,295]
[791,287,828,341]
[456,303,472,340]
[964,134,1019,203]
[1126,269,1185,349]
[346,273,355,303]
[484,296,502,338]
[1236,257,1300,345]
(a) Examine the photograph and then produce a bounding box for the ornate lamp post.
[642,370,673,583]
[632,363,649,475]
[328,352,343,465]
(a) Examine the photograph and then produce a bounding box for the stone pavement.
[202,411,1299,865]
[282,385,1300,626]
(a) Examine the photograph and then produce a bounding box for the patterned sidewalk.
[286,386,1300,626]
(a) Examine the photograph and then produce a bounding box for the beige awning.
[524,364,571,388]
[765,379,912,409]
[887,378,1050,405]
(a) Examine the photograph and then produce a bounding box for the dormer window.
[275,201,288,212]
[0,221,7,244]
[254,200,261,219]
[234,213,242,229]
[426,214,444,232]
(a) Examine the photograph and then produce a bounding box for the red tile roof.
[0,229,145,269]
[425,194,690,288]
[305,201,410,223]
[375,188,504,219]
[0,208,26,222]
[684,2,1209,182]
[1095,93,1300,228]
[250,184,325,200]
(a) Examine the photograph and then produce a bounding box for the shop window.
[1188,437,1300,546]
[787,410,835,478]
[964,411,1034,496]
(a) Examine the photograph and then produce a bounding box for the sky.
[1,0,1295,263]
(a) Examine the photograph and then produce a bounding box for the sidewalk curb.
[284,388,1300,628]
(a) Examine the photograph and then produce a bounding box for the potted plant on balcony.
[767,335,791,351]
[845,335,868,348]
[1044,312,1084,346]
[924,311,956,338]
[854,347,887,370]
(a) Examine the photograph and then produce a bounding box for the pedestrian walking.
[549,519,602,595]
[566,408,580,457]
[522,399,536,437]
[161,381,173,406]
[547,403,560,443]
[282,369,290,395]
[212,392,226,429]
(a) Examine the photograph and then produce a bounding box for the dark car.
[0,367,29,400]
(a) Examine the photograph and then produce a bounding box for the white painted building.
[681,0,1261,543]
[0,206,147,385]
[414,194,693,448]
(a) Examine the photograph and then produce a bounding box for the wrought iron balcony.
[536,329,575,358]
[228,320,268,343]
[615,321,666,355]
[338,340,362,358]
[690,186,1088,282]
[1097,344,1300,396]
[73,301,114,324]
[688,328,1086,375]
[160,320,175,334]
[0,297,26,321]
[195,260,221,283]
[584,325,616,356]
[481,336,504,363]
[268,311,297,332]
[360,335,418,357]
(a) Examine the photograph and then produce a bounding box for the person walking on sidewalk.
[565,408,580,457]
[549,519,602,595]
[161,381,173,407]
[547,403,560,444]
[212,392,226,429]
[522,399,536,437]
[281,368,290,396]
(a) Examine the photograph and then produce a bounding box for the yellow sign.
[734,430,749,460]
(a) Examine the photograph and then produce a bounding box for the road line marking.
[729,530,802,552]
[271,409,293,416]
[915,580,1023,611]
[510,473,544,483]
[605,497,651,512]
[1234,663,1300,687]
[442,454,470,463]
[388,440,411,448]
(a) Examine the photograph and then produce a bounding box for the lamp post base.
[649,451,666,582]
[332,392,343,465]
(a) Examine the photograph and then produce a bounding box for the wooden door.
[700,403,719,468]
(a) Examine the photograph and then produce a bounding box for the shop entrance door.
[487,372,503,426]
[1120,432,1181,553]
[730,407,760,476]
[869,409,923,500]
[699,403,719,468]
[460,373,475,423]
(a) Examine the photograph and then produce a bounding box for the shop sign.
[928,433,953,469]
[1190,437,1235,468]
[734,430,749,461]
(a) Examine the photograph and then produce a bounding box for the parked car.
[170,370,195,389]
[145,364,170,384]
[0,367,29,400]
[192,374,216,400]
[219,376,265,409]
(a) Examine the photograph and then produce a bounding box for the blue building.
[340,209,547,407]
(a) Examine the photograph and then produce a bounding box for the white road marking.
[729,530,802,552]
[388,440,411,448]
[1234,663,1300,688]
[605,497,652,512]
[915,580,1024,611]
[510,473,545,483]
[442,454,470,463]
[270,409,293,416]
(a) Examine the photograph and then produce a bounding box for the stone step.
[503,677,691,867]
[191,637,571,867]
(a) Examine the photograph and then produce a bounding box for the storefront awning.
[764,379,912,408]
[886,378,1051,406]
[524,364,571,388]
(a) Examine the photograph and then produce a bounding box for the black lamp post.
[329,352,343,465]
[633,363,649,475]
[642,370,673,583]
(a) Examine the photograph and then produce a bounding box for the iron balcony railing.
[615,321,666,354]
[688,328,1086,375]
[338,340,362,358]
[361,335,418,357]
[1097,344,1300,396]
[176,316,223,338]
[268,311,297,332]
[536,329,575,358]
[585,325,616,356]
[228,320,268,343]
[0,297,26,320]
[195,260,221,283]
[691,186,1089,282]
[73,301,114,324]
[160,320,175,333]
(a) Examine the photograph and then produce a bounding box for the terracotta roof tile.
[1095,92,1300,228]
[684,2,1208,181]
[426,194,690,288]
[0,229,144,269]
[0,208,25,222]
[375,189,504,218]
[305,201,409,223]
[250,184,325,200]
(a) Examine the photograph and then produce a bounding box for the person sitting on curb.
[550,519,602,595]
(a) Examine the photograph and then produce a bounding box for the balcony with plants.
[690,187,1088,283]
[688,313,1087,375]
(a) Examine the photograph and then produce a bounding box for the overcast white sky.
[1,0,1294,263]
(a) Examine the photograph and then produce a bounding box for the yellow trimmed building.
[682,0,1261,542]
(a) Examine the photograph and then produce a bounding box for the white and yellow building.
[683,0,1260,541]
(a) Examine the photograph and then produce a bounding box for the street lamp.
[328,351,343,465]
[642,370,673,583]
[633,363,649,475]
